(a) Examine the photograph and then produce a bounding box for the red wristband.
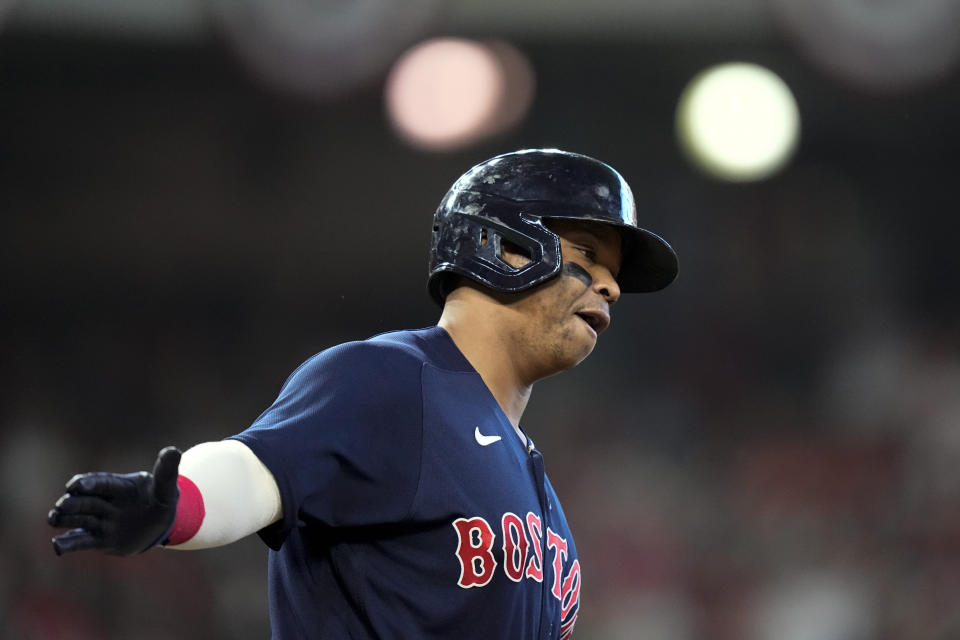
[167,475,205,546]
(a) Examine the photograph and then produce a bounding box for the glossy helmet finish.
[427,148,678,305]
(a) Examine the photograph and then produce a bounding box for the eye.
[576,246,596,261]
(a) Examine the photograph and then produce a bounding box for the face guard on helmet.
[428,148,678,306]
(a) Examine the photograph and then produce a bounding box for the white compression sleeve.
[166,439,282,550]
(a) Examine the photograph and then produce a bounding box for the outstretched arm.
[168,440,281,550]
[49,440,282,555]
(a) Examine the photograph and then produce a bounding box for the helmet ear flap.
[428,209,562,306]
[468,213,548,273]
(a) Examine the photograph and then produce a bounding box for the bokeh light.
[676,62,801,182]
[770,0,960,91]
[385,37,535,152]
[206,0,442,98]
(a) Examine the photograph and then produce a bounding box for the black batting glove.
[48,446,182,556]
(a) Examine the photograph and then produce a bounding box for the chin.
[540,325,597,376]
[573,345,595,367]
[556,341,596,373]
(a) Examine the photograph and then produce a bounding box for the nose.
[592,266,621,305]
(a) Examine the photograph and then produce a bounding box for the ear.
[500,237,533,268]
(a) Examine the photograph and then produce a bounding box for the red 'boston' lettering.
[546,528,569,600]
[501,512,528,583]
[560,612,578,640]
[525,512,544,582]
[560,559,581,619]
[452,517,497,588]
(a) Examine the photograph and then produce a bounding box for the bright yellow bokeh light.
[677,62,801,182]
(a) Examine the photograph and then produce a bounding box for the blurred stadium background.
[2,0,959,638]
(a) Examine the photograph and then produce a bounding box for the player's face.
[501,219,623,377]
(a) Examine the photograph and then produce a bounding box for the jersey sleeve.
[229,341,424,549]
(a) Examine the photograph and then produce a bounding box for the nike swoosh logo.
[475,427,502,446]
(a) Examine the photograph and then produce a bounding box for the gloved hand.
[49,446,181,556]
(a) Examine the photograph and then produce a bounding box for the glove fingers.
[52,529,103,556]
[65,472,140,500]
[47,511,107,533]
[52,494,120,519]
[151,446,182,505]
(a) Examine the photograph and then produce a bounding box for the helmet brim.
[538,208,678,293]
[617,225,679,293]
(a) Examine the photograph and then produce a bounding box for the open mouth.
[574,310,610,335]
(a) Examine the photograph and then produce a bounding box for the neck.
[437,289,535,429]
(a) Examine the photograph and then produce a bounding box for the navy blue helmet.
[428,148,678,305]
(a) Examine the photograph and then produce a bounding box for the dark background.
[2,5,959,638]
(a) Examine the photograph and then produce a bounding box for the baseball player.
[47,149,678,639]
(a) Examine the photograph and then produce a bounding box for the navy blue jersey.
[230,326,581,639]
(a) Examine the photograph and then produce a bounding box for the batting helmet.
[428,148,678,305]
